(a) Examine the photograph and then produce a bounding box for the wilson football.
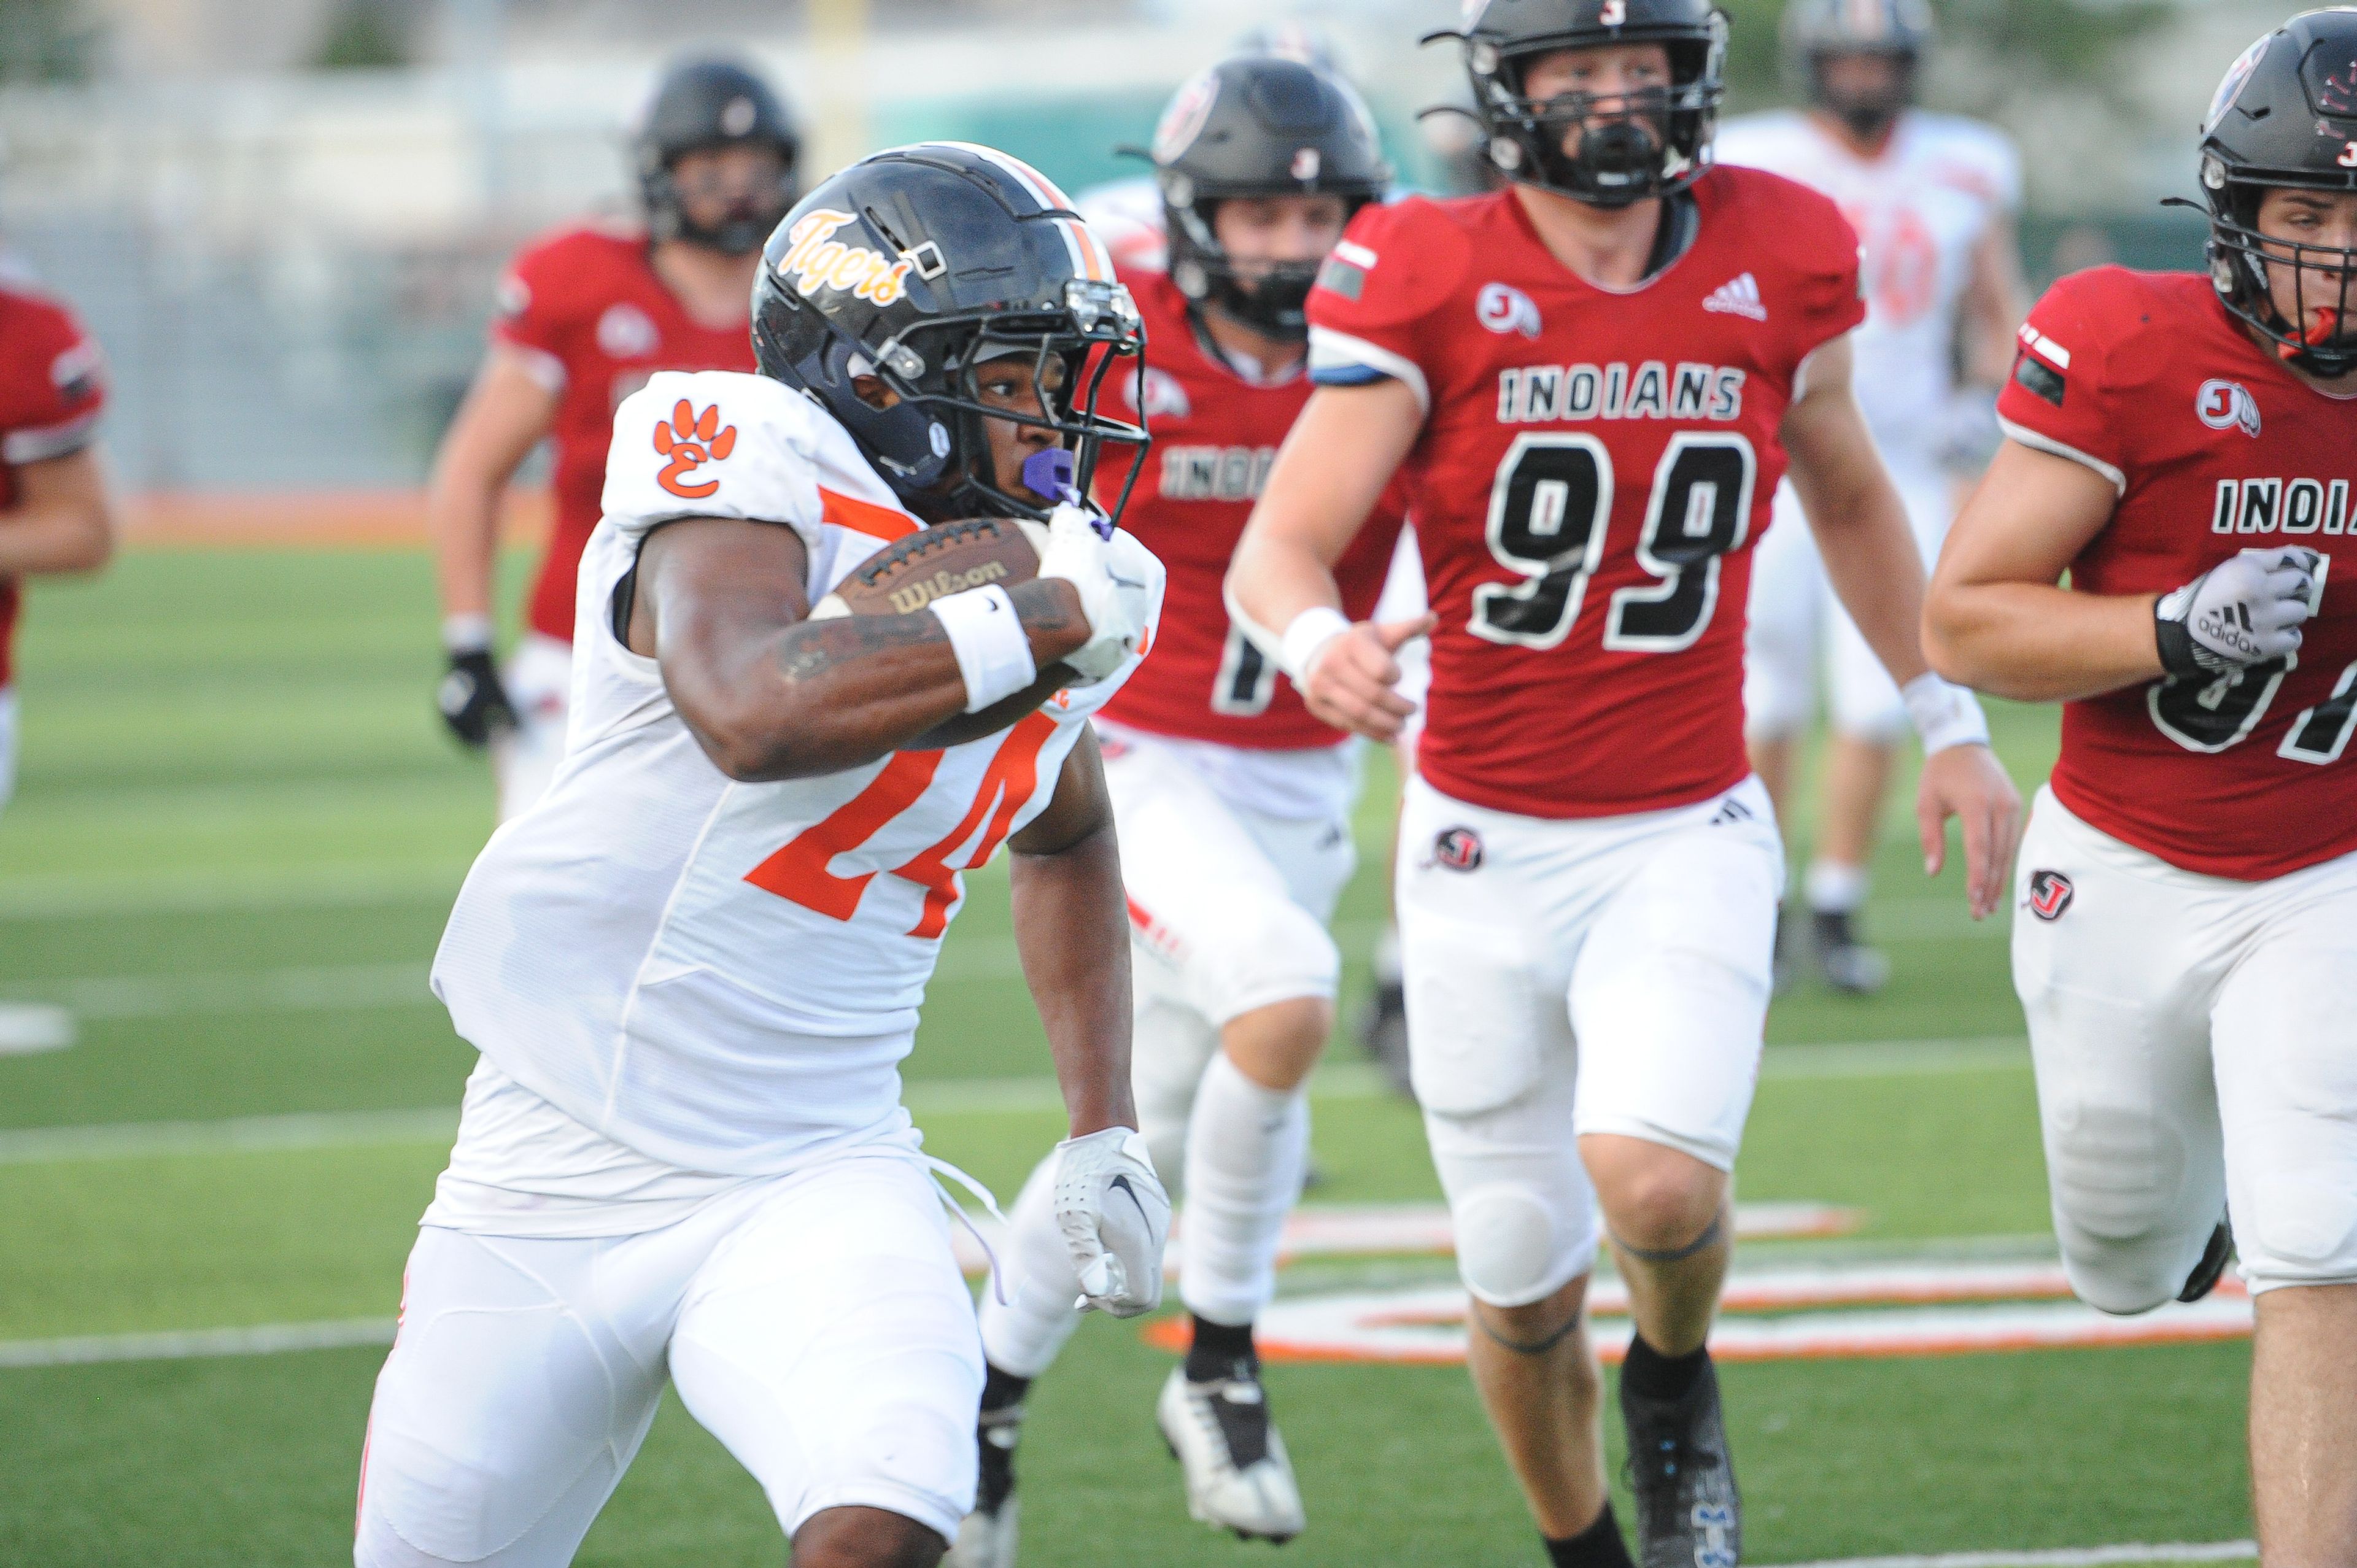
[810,514,1050,619]
[813,516,1074,746]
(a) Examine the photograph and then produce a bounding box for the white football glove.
[1051,1126,1171,1318]
[2155,546,2326,678]
[1031,503,1164,684]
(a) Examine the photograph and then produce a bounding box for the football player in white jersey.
[1719,0,2027,991]
[355,144,1171,1568]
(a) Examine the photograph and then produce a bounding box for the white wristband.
[1903,672,1990,755]
[930,584,1039,714]
[1278,606,1352,683]
[442,613,495,655]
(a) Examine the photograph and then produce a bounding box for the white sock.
[1177,1050,1310,1327]
[975,1153,1084,1380]
[1806,859,1869,915]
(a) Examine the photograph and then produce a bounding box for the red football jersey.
[1094,269,1409,749]
[0,277,107,690]
[1307,172,1865,817]
[491,224,756,642]
[1997,267,2357,881]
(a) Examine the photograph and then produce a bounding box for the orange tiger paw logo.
[653,400,738,500]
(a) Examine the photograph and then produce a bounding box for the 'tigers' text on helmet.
[776,209,916,308]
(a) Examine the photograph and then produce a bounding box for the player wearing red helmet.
[1232,1,2018,1562]
[1927,12,2357,1557]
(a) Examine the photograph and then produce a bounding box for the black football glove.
[436,648,519,748]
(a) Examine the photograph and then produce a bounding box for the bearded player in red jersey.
[430,56,797,821]
[0,261,117,1052]
[952,57,1407,1564]
[1231,2,2019,1562]
[1927,12,2357,1558]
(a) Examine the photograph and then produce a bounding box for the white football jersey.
[432,369,1158,1174]
[1075,176,1169,273]
[1714,109,2020,466]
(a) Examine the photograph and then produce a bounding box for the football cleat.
[1360,975,1415,1102]
[2180,1217,2235,1304]
[1811,909,1889,996]
[1622,1354,1741,1568]
[943,1403,1023,1568]
[1156,1363,1306,1543]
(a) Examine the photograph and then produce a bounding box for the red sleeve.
[1755,175,1867,371]
[0,296,107,466]
[1306,198,1473,412]
[489,231,591,390]
[1995,267,2127,493]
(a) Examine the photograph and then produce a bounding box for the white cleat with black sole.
[1156,1363,1306,1543]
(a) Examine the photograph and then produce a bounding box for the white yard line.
[0,867,471,920]
[0,1318,396,1369]
[0,1042,2031,1166]
[1773,1545,2254,1568]
[0,1107,460,1165]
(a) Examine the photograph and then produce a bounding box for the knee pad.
[1185,895,1339,1024]
[1450,1181,1595,1310]
[2046,1100,2200,1315]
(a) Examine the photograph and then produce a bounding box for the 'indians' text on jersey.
[1307,170,1865,817]
[1998,267,2357,880]
[1095,268,1407,749]
[492,225,756,643]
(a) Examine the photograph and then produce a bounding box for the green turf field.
[0,548,2253,1566]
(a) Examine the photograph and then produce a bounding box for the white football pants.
[2015,787,2357,1310]
[354,1151,981,1566]
[492,633,571,824]
[1398,774,1783,1308]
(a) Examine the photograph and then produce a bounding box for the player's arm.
[0,446,117,577]
[628,515,1093,781]
[1228,379,1435,743]
[1958,215,2030,388]
[427,347,560,745]
[1782,333,2022,919]
[1926,442,2191,703]
[1006,728,1170,1316]
[430,346,559,625]
[1006,727,1136,1139]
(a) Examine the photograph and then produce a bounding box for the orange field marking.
[122,490,553,550]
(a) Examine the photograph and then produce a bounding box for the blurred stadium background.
[0,2,2288,1564]
[0,0,2294,499]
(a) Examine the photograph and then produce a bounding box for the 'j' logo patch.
[1432,827,1484,873]
[2027,870,2074,922]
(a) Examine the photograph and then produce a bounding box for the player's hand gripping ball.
[811,514,1077,745]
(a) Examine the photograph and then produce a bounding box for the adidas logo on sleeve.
[1703,273,1768,323]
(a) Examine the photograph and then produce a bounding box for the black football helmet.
[1426,0,1727,207]
[752,143,1149,523]
[2189,9,2357,377]
[1782,0,1935,143]
[635,56,801,256]
[1147,55,1390,341]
